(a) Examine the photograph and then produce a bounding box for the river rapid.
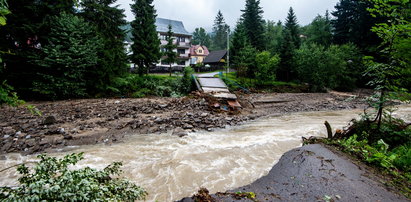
[1,105,410,201]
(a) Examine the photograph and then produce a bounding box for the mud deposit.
[0,92,369,154]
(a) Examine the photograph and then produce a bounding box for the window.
[160,35,166,40]
[177,49,185,55]
[178,37,185,42]
[162,60,169,65]
[178,61,186,65]
[198,49,203,54]
[161,48,166,52]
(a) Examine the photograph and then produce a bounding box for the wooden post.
[324,121,333,139]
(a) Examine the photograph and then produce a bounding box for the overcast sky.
[116,0,340,32]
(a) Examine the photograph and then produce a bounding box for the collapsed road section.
[194,72,242,110]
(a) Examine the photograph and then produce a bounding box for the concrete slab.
[198,78,227,88]
[202,87,230,93]
[213,93,238,99]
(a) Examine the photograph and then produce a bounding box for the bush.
[295,43,363,92]
[255,51,280,84]
[0,153,147,201]
[109,70,194,98]
[179,66,194,94]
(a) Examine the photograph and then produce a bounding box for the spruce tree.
[277,7,300,81]
[212,10,230,50]
[130,0,160,76]
[230,21,248,66]
[163,25,178,76]
[331,0,382,54]
[0,0,76,98]
[241,0,265,50]
[32,13,100,99]
[192,27,211,47]
[284,7,300,49]
[80,0,128,94]
[304,12,332,47]
[264,20,283,54]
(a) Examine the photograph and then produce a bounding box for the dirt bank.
[0,91,370,154]
[179,144,409,202]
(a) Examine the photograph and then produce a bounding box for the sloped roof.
[156,18,191,36]
[204,50,227,64]
[189,45,210,56]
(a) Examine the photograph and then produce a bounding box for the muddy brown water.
[1,105,410,201]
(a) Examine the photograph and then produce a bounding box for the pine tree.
[0,0,76,98]
[241,0,265,50]
[212,10,230,50]
[80,0,128,94]
[331,0,382,54]
[130,0,160,76]
[264,20,283,54]
[304,12,332,47]
[192,27,211,47]
[32,13,100,99]
[284,7,300,48]
[231,21,248,66]
[277,7,300,81]
[163,25,178,76]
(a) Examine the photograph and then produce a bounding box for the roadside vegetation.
[307,0,411,197]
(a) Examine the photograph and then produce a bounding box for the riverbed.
[1,105,410,201]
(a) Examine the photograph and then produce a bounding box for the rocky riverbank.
[0,91,370,154]
[179,144,409,202]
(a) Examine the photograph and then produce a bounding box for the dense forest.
[0,0,410,101]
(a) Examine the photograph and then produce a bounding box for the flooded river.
[1,105,410,201]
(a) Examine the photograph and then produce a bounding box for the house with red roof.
[189,45,209,65]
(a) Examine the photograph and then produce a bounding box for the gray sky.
[116,0,340,32]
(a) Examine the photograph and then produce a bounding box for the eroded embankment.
[180,144,409,202]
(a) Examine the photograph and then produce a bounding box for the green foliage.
[80,0,129,95]
[163,25,178,76]
[362,0,411,130]
[241,0,265,50]
[295,43,362,92]
[192,27,211,47]
[32,12,101,99]
[283,7,301,49]
[0,153,147,201]
[130,0,160,76]
[264,20,283,54]
[336,133,410,175]
[278,7,300,81]
[180,66,195,94]
[234,44,257,78]
[211,10,230,51]
[110,71,193,98]
[391,144,411,172]
[303,12,332,47]
[0,80,24,107]
[0,0,10,26]
[255,51,280,84]
[331,0,382,53]
[230,21,248,66]
[0,0,21,107]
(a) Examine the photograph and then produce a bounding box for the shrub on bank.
[109,66,195,98]
[0,153,147,201]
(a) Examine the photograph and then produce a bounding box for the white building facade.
[156,18,192,69]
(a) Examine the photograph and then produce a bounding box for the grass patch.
[217,72,308,93]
